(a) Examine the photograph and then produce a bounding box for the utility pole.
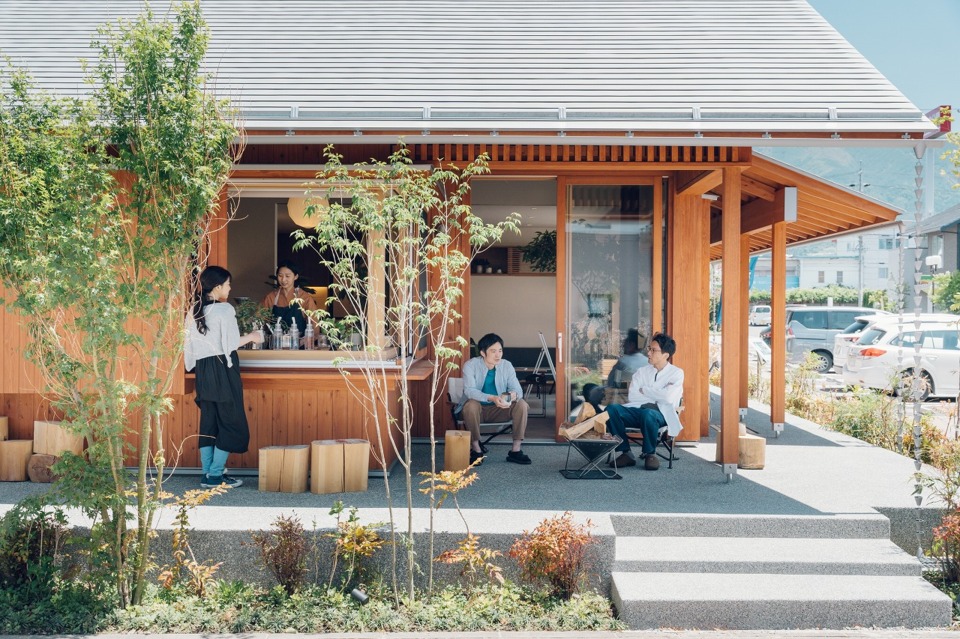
[858,235,865,306]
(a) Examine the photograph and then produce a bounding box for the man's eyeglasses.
[647,347,662,354]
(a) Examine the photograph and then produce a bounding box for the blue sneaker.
[201,474,242,488]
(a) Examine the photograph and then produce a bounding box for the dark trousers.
[605,403,666,455]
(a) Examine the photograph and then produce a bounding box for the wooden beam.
[709,187,797,243]
[676,170,723,197]
[720,167,743,475]
[770,220,787,435]
[741,176,778,201]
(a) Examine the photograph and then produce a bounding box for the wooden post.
[740,235,751,415]
[342,439,370,492]
[258,445,310,493]
[670,192,710,442]
[444,430,471,471]
[0,440,34,481]
[310,440,344,494]
[720,167,743,477]
[770,220,787,434]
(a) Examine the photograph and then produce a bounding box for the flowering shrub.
[509,512,595,599]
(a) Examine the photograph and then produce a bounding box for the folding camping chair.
[621,400,683,469]
[447,377,513,447]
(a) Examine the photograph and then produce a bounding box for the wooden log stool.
[33,420,83,456]
[310,440,344,494]
[28,454,58,483]
[0,440,35,481]
[341,439,370,493]
[0,416,8,442]
[258,445,310,493]
[738,433,766,470]
[444,430,471,472]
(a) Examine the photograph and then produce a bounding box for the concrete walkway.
[0,392,952,630]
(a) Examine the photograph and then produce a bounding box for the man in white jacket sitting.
[605,332,684,471]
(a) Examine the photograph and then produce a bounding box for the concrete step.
[614,536,921,576]
[611,571,953,630]
[611,512,890,539]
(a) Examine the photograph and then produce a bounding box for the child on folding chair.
[605,332,684,471]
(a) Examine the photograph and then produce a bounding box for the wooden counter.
[176,357,436,473]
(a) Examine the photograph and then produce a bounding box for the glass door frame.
[553,175,665,439]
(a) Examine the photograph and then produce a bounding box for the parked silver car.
[763,305,888,373]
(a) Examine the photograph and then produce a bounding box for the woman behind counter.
[185,265,263,488]
[260,260,318,342]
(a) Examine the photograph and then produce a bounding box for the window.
[878,236,899,250]
[878,267,889,279]
[830,311,861,329]
[817,271,825,284]
[892,331,921,348]
[791,310,827,329]
[836,271,844,284]
[922,330,960,351]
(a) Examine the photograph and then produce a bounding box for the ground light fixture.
[350,588,369,605]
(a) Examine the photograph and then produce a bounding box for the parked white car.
[842,315,960,401]
[749,305,772,326]
[833,313,900,370]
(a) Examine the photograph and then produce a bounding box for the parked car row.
[760,305,884,372]
[757,304,960,400]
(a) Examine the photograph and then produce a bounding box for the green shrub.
[100,580,623,633]
[249,514,310,596]
[0,498,70,592]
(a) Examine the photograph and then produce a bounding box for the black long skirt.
[194,352,250,454]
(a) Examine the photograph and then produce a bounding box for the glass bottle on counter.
[249,322,263,350]
[303,322,314,350]
[289,322,300,350]
[281,328,292,350]
[271,318,283,351]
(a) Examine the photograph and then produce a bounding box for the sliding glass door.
[559,179,662,422]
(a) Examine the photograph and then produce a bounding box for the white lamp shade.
[287,197,327,228]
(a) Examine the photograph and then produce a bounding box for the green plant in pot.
[235,298,273,334]
[521,230,557,272]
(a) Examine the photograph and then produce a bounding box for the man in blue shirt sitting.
[454,333,531,466]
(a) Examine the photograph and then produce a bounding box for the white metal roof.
[0,0,936,139]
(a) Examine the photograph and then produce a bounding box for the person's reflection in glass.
[607,328,649,390]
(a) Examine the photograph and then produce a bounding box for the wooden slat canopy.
[708,154,900,258]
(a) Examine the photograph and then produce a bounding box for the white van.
[749,305,772,326]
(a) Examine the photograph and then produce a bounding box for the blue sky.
[808,0,959,116]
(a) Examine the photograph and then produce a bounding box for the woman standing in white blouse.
[185,266,262,488]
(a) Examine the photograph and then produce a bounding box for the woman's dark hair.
[651,332,677,358]
[477,333,504,354]
[192,266,231,335]
[276,260,300,277]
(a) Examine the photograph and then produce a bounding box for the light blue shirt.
[455,356,524,413]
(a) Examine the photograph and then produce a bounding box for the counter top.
[238,347,400,369]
